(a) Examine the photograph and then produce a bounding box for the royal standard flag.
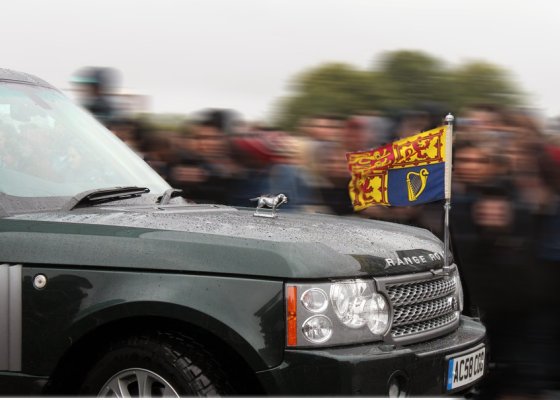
[347,126,451,211]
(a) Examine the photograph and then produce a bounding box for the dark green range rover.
[0,69,486,397]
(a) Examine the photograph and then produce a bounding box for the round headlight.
[302,315,333,344]
[301,288,328,313]
[365,293,390,335]
[330,280,370,328]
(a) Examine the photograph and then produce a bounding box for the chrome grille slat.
[386,277,456,306]
[392,296,456,326]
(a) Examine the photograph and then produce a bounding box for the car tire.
[80,331,234,397]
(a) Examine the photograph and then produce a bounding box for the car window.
[0,82,170,210]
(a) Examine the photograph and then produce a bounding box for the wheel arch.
[44,303,267,395]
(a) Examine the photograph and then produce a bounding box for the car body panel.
[2,204,445,279]
[21,265,284,376]
[257,317,486,395]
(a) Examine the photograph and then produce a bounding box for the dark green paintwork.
[21,265,284,376]
[0,218,361,280]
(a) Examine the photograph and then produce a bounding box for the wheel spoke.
[105,377,129,398]
[135,370,151,397]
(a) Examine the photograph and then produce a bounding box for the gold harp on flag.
[406,168,429,201]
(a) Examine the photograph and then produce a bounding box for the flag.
[347,125,451,211]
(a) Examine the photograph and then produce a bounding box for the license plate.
[446,345,485,391]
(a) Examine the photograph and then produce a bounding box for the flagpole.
[443,113,454,270]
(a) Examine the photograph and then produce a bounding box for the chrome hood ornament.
[251,194,288,218]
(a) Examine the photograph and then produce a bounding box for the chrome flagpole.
[443,113,454,270]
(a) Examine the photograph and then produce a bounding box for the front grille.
[387,277,456,306]
[391,312,458,337]
[393,296,456,326]
[378,271,460,343]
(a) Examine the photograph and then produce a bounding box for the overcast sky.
[2,0,559,120]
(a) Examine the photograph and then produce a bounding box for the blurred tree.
[448,61,524,110]
[274,50,525,131]
[375,50,449,111]
[274,63,382,131]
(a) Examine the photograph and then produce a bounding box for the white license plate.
[446,345,485,391]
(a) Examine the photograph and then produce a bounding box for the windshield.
[0,82,170,212]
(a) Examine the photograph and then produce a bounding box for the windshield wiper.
[64,186,150,210]
[157,188,183,205]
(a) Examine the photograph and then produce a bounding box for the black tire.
[80,331,234,397]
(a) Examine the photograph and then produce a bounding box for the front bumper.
[257,316,486,396]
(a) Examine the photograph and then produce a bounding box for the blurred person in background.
[229,134,275,207]
[391,109,431,139]
[168,115,240,205]
[504,110,560,396]
[141,131,174,181]
[263,127,313,209]
[230,127,312,210]
[108,117,145,156]
[342,117,369,152]
[536,127,560,282]
[343,113,390,152]
[449,105,560,397]
[456,104,510,147]
[450,138,532,398]
[71,67,121,126]
[299,114,345,190]
[305,114,345,143]
[502,109,554,214]
[194,108,242,136]
[312,142,353,215]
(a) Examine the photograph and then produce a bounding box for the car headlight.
[286,279,392,347]
[330,280,389,334]
[452,266,464,313]
[301,288,328,313]
[301,315,333,344]
[330,280,369,328]
[365,293,390,335]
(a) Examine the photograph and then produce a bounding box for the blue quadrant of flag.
[387,163,445,206]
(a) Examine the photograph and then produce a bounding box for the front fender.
[21,265,285,376]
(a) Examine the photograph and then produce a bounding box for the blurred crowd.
[450,106,560,398]
[76,68,560,398]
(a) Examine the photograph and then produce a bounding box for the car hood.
[1,204,447,279]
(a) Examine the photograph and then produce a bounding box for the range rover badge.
[251,194,288,218]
